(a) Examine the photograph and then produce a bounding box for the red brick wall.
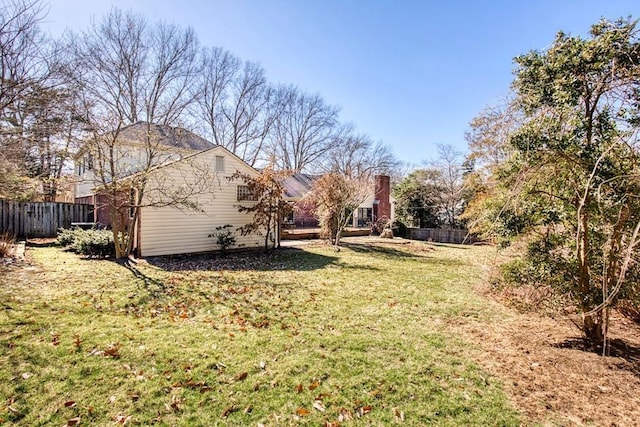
[74,193,129,228]
[292,201,319,228]
[374,175,391,220]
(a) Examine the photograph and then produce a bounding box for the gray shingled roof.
[282,173,319,199]
[119,122,214,151]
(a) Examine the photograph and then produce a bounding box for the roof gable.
[119,122,214,151]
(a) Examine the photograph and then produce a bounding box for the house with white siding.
[75,122,263,257]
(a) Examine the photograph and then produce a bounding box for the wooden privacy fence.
[0,200,93,238]
[408,227,476,244]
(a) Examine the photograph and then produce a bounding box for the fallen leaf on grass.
[296,383,303,393]
[338,408,353,422]
[165,395,183,413]
[356,405,372,417]
[315,392,332,401]
[296,408,310,417]
[103,343,121,358]
[115,414,132,424]
[393,407,405,422]
[64,401,76,408]
[221,405,238,418]
[324,422,341,427]
[309,381,319,390]
[66,417,81,426]
[235,372,248,382]
[313,401,326,412]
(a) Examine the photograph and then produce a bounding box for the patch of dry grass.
[0,233,14,258]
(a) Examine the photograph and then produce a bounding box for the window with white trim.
[237,185,257,201]
[215,155,225,172]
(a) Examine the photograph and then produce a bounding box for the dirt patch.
[454,303,640,426]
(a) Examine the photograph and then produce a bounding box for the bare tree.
[464,98,521,171]
[305,172,371,247]
[21,81,84,201]
[0,0,84,201]
[70,8,210,258]
[0,0,47,113]
[194,50,278,167]
[269,85,341,173]
[72,8,199,127]
[195,46,240,144]
[0,0,48,199]
[431,144,466,228]
[324,129,399,179]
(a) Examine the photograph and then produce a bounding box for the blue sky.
[43,0,638,166]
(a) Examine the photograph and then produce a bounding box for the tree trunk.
[577,201,603,344]
[583,313,604,343]
[275,210,281,249]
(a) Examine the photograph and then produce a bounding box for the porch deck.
[281,227,371,240]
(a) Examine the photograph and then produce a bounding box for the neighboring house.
[282,174,319,228]
[74,122,263,257]
[282,173,395,228]
[355,175,395,227]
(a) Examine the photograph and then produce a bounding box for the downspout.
[135,199,142,257]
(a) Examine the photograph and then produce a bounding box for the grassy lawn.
[0,240,520,426]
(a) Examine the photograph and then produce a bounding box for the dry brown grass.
[0,233,14,258]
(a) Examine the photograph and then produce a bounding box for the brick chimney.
[373,175,391,221]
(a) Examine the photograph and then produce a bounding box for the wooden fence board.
[408,227,476,244]
[0,199,93,238]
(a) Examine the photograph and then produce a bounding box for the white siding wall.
[351,195,396,227]
[139,147,262,256]
[75,170,96,198]
[75,143,187,199]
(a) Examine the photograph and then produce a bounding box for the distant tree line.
[392,144,470,230]
[0,1,399,203]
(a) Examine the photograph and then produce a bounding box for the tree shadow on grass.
[341,242,466,267]
[431,242,472,250]
[144,247,338,273]
[119,259,171,299]
[552,337,640,377]
[341,242,421,259]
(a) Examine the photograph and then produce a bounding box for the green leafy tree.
[393,169,442,228]
[469,18,640,345]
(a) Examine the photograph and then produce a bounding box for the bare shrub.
[0,233,15,258]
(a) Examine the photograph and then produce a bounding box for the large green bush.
[57,227,116,258]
